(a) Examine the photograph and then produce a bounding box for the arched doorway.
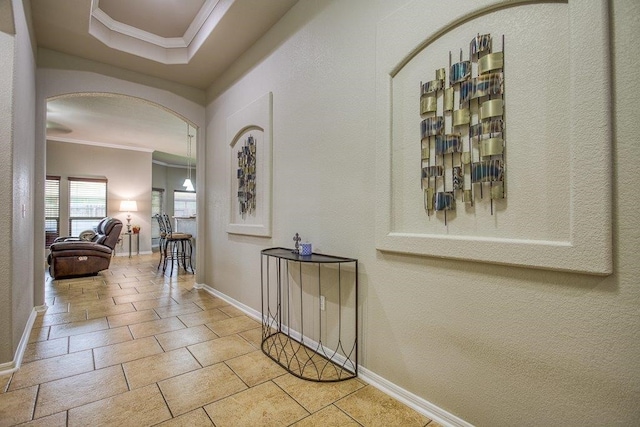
[46,93,198,262]
[35,70,206,306]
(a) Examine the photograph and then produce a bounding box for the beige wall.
[46,141,153,254]
[11,0,36,363]
[0,13,16,365]
[204,0,640,425]
[0,0,36,366]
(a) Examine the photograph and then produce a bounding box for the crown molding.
[47,136,155,153]
[91,7,186,48]
[89,0,230,65]
[152,159,190,169]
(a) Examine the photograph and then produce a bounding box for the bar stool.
[154,214,193,275]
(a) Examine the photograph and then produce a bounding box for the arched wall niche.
[375,0,611,275]
[225,92,273,238]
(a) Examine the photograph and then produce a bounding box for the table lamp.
[119,200,138,232]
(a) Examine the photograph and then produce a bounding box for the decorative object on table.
[300,242,312,256]
[182,123,195,192]
[227,92,273,237]
[132,225,140,234]
[119,200,137,233]
[420,33,505,224]
[292,233,301,254]
[236,134,256,216]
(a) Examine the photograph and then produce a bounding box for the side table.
[261,247,358,382]
[124,232,139,258]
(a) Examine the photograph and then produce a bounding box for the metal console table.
[261,247,358,382]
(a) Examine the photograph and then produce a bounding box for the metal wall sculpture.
[420,33,505,224]
[237,135,256,216]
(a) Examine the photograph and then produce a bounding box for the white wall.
[46,141,153,254]
[204,0,640,425]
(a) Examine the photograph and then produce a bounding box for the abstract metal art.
[420,33,505,224]
[237,135,257,216]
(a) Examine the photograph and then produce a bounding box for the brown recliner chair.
[48,217,123,279]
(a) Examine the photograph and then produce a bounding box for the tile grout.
[2,254,430,426]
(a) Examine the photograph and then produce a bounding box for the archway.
[35,69,206,307]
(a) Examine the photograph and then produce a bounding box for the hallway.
[0,255,436,426]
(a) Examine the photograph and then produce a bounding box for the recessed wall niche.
[375,1,611,274]
[227,92,273,237]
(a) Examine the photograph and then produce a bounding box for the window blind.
[45,176,60,247]
[69,178,107,236]
[151,188,164,239]
[174,190,196,217]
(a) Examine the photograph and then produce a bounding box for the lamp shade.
[183,179,195,192]
[119,200,138,212]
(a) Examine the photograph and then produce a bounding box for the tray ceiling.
[30,0,298,163]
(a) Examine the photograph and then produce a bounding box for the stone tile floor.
[0,254,441,426]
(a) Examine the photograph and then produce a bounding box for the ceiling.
[47,94,195,161]
[31,0,298,164]
[98,0,206,39]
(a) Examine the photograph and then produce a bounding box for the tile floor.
[0,254,440,427]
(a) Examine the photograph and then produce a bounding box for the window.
[69,178,107,236]
[151,188,164,241]
[174,190,196,217]
[45,176,60,247]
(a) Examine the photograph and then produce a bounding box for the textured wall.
[11,0,36,359]
[0,0,36,366]
[204,0,640,425]
[0,25,15,365]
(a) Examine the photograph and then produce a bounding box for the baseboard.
[198,283,472,427]
[200,284,357,372]
[114,250,153,257]
[358,367,474,427]
[199,284,262,322]
[0,307,38,376]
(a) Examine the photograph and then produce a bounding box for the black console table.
[260,247,358,382]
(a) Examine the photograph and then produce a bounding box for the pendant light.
[183,123,195,191]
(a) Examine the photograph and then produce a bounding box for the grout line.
[155,382,175,419]
[271,378,311,418]
[31,384,41,423]
[38,256,394,425]
[203,406,216,426]
[120,363,132,392]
